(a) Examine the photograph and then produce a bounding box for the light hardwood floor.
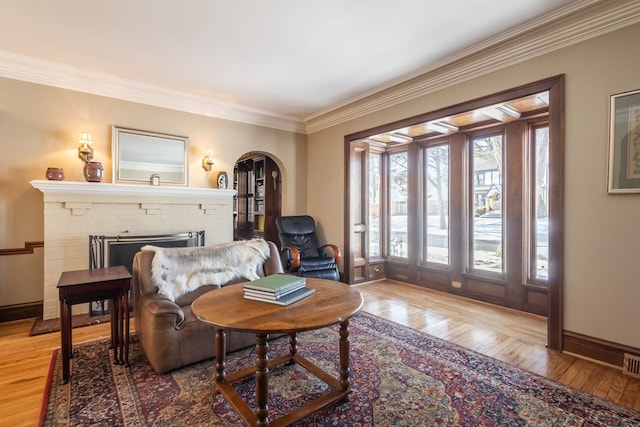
[1,280,638,426]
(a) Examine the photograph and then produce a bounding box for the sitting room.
[1,1,639,425]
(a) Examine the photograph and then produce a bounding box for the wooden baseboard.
[0,302,43,322]
[563,330,640,368]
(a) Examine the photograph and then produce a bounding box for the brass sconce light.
[77,132,93,163]
[202,148,214,171]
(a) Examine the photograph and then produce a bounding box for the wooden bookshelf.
[233,154,281,243]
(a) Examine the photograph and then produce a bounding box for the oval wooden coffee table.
[192,278,363,427]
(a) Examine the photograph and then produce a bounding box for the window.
[423,144,449,264]
[369,152,382,258]
[471,134,504,274]
[532,125,549,281]
[388,151,408,258]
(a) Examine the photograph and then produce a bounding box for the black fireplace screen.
[88,231,205,315]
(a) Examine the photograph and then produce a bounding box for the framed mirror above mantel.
[112,126,189,186]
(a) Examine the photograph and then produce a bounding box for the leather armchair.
[275,215,341,281]
[132,240,284,373]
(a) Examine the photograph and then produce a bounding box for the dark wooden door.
[263,156,281,245]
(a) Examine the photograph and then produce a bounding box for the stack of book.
[243,274,315,306]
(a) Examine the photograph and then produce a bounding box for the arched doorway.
[233,152,282,244]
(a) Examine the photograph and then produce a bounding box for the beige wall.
[0,78,307,307]
[2,17,639,351]
[308,23,640,349]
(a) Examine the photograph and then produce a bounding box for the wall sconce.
[77,132,94,163]
[202,148,214,171]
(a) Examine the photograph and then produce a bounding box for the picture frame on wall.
[608,89,640,193]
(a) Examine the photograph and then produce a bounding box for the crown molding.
[2,1,639,136]
[0,51,306,134]
[304,0,640,134]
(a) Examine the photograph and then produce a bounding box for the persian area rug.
[41,312,640,426]
[30,313,111,336]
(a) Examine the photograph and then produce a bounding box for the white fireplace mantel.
[32,179,236,320]
[31,180,235,198]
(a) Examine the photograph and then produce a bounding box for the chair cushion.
[276,215,316,234]
[298,263,339,281]
[276,215,322,257]
[298,256,337,271]
[279,234,318,257]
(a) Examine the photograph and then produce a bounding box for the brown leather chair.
[132,240,284,373]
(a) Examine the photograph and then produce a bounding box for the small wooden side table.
[57,266,132,384]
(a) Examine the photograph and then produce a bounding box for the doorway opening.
[344,76,564,350]
[233,153,282,245]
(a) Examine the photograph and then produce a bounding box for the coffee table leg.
[214,328,226,383]
[255,333,269,426]
[287,332,297,364]
[339,319,351,400]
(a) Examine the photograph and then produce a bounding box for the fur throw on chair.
[142,239,270,302]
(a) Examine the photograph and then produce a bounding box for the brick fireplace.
[31,180,235,320]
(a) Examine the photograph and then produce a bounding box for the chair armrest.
[264,240,285,275]
[320,244,342,266]
[280,246,301,272]
[139,292,185,328]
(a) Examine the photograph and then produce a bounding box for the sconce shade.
[78,132,94,163]
[78,132,92,144]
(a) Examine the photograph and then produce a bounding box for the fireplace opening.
[88,231,205,315]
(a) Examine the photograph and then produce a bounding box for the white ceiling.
[1,0,582,127]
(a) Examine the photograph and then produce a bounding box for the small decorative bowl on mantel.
[45,167,65,181]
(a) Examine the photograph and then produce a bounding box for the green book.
[244,285,305,300]
[243,274,306,293]
[244,286,315,306]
